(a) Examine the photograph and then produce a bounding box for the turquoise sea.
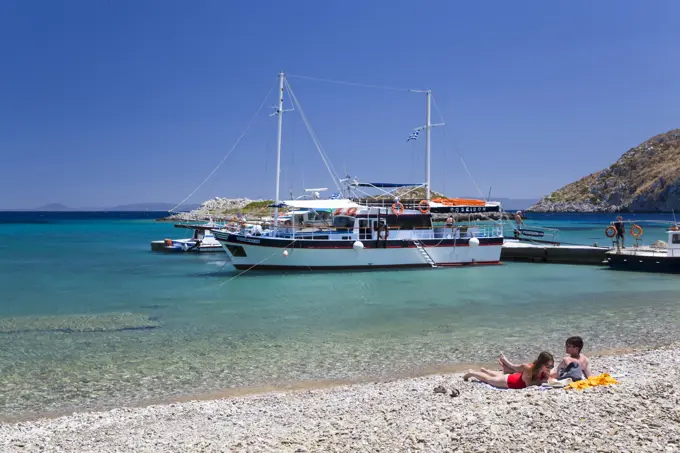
[1,211,679,420]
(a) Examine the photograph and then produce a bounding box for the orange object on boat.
[565,373,619,390]
[431,197,487,207]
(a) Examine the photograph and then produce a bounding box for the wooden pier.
[501,239,609,265]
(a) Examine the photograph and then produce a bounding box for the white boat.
[151,221,238,253]
[605,221,680,273]
[213,72,504,270]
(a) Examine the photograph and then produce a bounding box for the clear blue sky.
[1,0,679,209]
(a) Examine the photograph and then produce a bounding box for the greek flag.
[407,130,420,142]
[329,192,340,199]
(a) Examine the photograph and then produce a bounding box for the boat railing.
[505,224,560,243]
[608,244,678,257]
[246,222,503,241]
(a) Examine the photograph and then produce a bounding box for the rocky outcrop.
[529,128,680,212]
[163,197,259,221]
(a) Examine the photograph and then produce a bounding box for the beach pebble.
[1,344,680,452]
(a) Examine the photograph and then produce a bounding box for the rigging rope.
[218,239,297,285]
[287,74,419,92]
[169,77,278,213]
[284,78,343,192]
[431,95,486,201]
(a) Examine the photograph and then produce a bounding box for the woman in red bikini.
[462,351,554,389]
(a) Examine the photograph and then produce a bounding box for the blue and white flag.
[407,130,420,142]
[329,192,340,199]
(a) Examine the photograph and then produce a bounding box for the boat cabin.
[668,227,680,257]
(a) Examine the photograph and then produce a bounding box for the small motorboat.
[151,221,238,253]
[604,222,680,273]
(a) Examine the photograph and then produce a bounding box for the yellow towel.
[566,373,619,390]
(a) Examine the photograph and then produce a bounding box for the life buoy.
[391,202,404,215]
[631,224,643,237]
[605,226,617,238]
[377,224,390,240]
[333,208,344,216]
[346,207,357,216]
[418,200,430,214]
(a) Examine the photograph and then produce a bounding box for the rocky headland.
[529,128,680,212]
[162,198,270,222]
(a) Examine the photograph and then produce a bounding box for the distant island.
[529,128,680,212]
[2,202,201,212]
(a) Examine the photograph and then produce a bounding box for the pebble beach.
[2,343,679,452]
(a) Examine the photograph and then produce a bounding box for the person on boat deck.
[499,337,591,381]
[614,216,625,248]
[445,215,455,228]
[463,351,554,389]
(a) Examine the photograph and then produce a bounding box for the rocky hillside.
[529,128,680,212]
[163,197,270,221]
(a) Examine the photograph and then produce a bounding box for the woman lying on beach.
[463,351,555,389]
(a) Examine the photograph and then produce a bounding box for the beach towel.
[566,373,619,390]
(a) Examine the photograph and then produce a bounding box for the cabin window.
[333,216,355,229]
[384,214,432,230]
[672,234,680,244]
[310,210,331,222]
[225,245,247,257]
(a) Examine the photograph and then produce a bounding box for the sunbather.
[463,351,554,389]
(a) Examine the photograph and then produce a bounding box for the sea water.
[0,211,678,419]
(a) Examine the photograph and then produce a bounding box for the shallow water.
[0,211,678,419]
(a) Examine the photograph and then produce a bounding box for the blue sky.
[1,1,678,209]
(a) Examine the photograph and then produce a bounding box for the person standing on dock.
[513,211,525,238]
[514,211,525,228]
[614,216,625,248]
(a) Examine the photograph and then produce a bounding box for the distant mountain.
[530,128,680,212]
[1,202,200,212]
[33,203,75,211]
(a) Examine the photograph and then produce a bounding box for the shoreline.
[0,346,640,425]
[2,343,678,451]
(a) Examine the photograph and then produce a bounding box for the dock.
[501,239,609,265]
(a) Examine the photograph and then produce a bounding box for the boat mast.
[274,71,284,227]
[425,90,432,202]
[411,89,443,202]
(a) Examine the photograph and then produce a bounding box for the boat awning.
[350,182,422,188]
[269,199,362,210]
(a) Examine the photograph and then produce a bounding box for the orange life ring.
[346,207,357,216]
[631,224,643,237]
[605,226,617,238]
[333,208,344,216]
[391,202,405,215]
[418,200,430,214]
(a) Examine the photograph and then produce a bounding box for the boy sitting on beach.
[553,336,591,381]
